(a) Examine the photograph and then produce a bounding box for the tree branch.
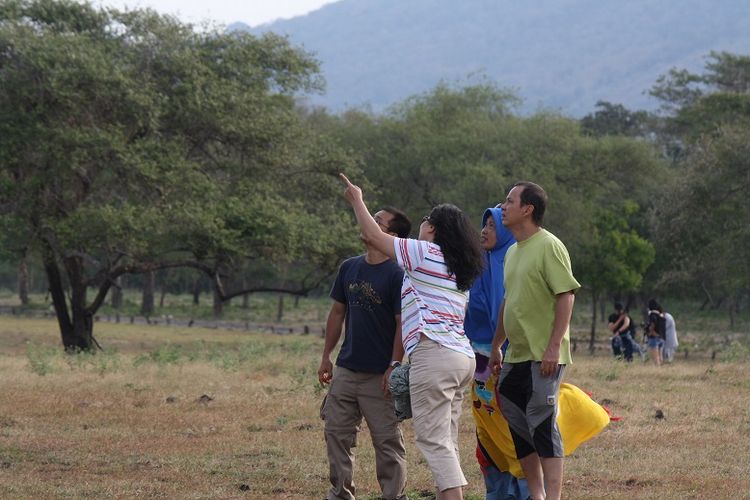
[85,259,214,315]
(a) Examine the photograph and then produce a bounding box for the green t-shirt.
[503,229,580,364]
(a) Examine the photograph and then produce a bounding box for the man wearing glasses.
[318,207,412,500]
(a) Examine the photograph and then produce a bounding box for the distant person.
[646,299,666,366]
[489,181,580,500]
[607,303,637,362]
[318,206,412,500]
[661,306,679,363]
[464,206,530,499]
[340,173,484,500]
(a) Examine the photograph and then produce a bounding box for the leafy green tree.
[646,51,750,322]
[653,127,750,327]
[651,51,750,113]
[580,101,651,138]
[575,204,655,351]
[316,83,665,283]
[650,51,750,157]
[0,0,358,350]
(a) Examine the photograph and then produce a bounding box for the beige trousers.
[409,338,475,492]
[321,366,407,500]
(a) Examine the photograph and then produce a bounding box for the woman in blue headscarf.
[465,207,530,499]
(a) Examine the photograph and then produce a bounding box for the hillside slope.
[231,0,750,115]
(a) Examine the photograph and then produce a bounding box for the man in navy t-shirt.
[318,206,412,500]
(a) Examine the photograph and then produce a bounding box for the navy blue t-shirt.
[330,255,404,374]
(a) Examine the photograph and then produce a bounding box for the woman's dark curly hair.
[427,203,484,291]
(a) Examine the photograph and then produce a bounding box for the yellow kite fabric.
[472,377,610,478]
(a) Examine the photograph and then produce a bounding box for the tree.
[653,127,750,327]
[580,101,651,138]
[651,51,750,113]
[575,204,655,352]
[316,83,666,285]
[0,0,358,350]
[646,52,750,323]
[649,51,750,158]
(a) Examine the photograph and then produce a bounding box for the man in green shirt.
[489,181,580,500]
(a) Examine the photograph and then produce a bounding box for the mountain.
[231,0,750,116]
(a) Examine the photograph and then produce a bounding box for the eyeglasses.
[373,214,390,231]
[422,215,431,223]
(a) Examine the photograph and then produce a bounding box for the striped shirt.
[393,238,474,358]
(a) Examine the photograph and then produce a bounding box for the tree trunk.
[276,294,284,322]
[141,271,155,316]
[18,255,29,306]
[213,285,223,318]
[43,247,96,351]
[159,282,167,308]
[729,296,736,330]
[241,277,249,309]
[111,276,123,309]
[192,277,201,305]
[589,290,598,354]
[625,292,636,313]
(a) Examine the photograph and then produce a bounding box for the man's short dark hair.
[381,206,412,238]
[614,302,624,311]
[513,181,547,225]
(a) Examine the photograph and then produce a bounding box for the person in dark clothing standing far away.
[608,302,638,362]
[318,206,412,500]
[489,181,581,500]
[646,299,666,367]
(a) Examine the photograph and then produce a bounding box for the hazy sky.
[95,0,338,27]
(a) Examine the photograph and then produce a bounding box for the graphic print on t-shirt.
[348,280,383,312]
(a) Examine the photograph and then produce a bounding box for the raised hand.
[339,173,363,205]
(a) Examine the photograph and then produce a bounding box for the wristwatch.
[389,360,401,368]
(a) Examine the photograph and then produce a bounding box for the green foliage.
[322,83,667,284]
[2,2,749,339]
[0,0,359,348]
[651,51,750,113]
[653,127,750,301]
[25,342,57,375]
[672,92,750,140]
[25,341,122,375]
[718,340,750,363]
[581,101,651,137]
[64,348,122,375]
[134,344,183,366]
[595,364,621,382]
[576,204,655,295]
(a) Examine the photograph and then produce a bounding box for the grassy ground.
[1,317,749,499]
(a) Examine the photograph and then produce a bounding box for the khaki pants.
[410,338,475,492]
[321,366,407,500]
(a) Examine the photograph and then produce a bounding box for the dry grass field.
[1,317,749,499]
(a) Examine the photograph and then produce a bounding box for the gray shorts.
[498,361,566,459]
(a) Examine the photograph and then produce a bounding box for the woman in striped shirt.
[340,174,483,500]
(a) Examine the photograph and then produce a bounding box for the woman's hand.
[339,173,363,205]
